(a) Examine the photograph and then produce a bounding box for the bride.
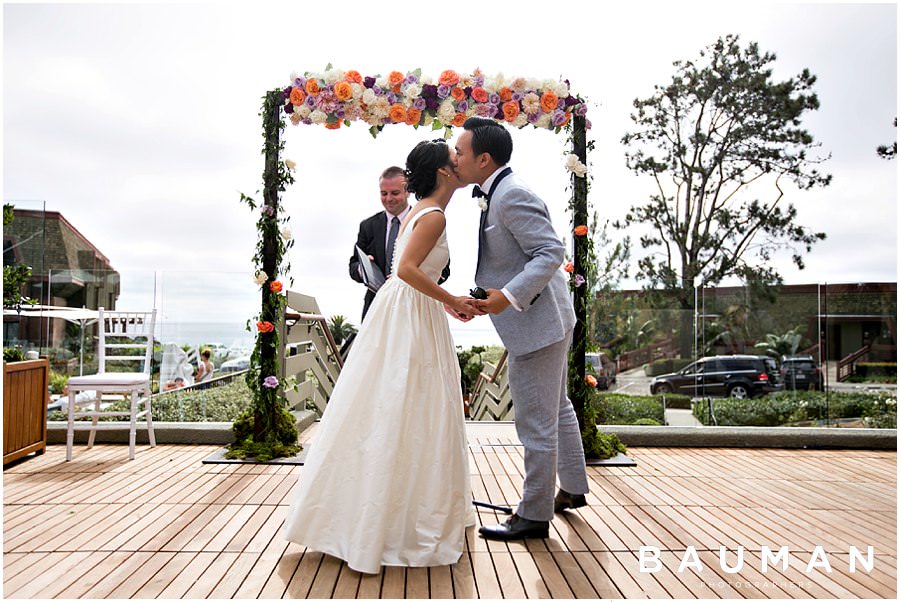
[283,139,479,574]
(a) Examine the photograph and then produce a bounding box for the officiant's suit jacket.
[349,210,450,321]
[475,172,576,356]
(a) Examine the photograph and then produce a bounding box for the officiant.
[349,165,450,321]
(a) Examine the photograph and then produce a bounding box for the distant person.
[195,348,214,383]
[162,376,185,392]
[349,166,450,322]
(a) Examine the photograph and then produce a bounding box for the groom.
[452,117,590,540]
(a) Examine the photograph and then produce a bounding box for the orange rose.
[585,375,598,388]
[451,113,467,127]
[439,70,460,86]
[564,262,575,273]
[269,281,283,293]
[389,104,407,123]
[388,71,405,87]
[305,78,320,95]
[499,87,512,102]
[345,70,363,84]
[574,225,589,236]
[334,81,353,101]
[405,108,422,125]
[257,321,274,333]
[450,87,466,101]
[325,120,342,130]
[502,101,520,122]
[540,90,558,113]
[289,87,306,105]
[471,87,488,103]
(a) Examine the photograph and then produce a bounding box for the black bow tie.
[472,186,488,200]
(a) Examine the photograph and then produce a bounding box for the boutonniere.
[477,199,488,212]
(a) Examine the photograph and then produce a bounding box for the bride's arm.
[396,212,480,317]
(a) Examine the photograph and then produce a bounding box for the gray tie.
[385,216,400,275]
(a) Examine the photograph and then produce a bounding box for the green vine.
[227,89,300,461]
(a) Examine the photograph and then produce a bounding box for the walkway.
[3,423,896,599]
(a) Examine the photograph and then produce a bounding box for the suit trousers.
[506,329,589,521]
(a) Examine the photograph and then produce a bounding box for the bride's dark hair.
[404,139,451,200]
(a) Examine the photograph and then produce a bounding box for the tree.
[876,118,896,160]
[618,35,831,355]
[754,326,804,359]
[327,314,357,346]
[3,204,34,311]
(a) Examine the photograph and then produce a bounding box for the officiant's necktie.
[385,216,400,275]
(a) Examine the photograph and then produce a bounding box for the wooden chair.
[65,308,157,461]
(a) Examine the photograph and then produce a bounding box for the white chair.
[66,308,157,461]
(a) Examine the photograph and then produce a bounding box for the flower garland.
[281,66,589,137]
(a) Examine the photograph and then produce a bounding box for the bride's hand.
[450,296,485,319]
[443,303,471,322]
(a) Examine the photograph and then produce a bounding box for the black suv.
[649,355,783,399]
[780,355,824,390]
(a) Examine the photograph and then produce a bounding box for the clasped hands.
[444,289,510,322]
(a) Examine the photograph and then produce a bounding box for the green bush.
[692,390,897,428]
[49,371,69,394]
[3,347,25,362]
[599,393,665,425]
[855,362,897,378]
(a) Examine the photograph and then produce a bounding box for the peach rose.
[585,375,598,388]
[269,281,283,293]
[574,225,589,236]
[405,107,422,126]
[334,81,353,101]
[451,113,467,127]
[289,87,306,105]
[388,71,405,87]
[305,78,320,96]
[289,113,301,125]
[450,87,466,101]
[325,120,342,130]
[439,70,460,87]
[502,101,520,122]
[499,87,512,102]
[257,321,275,333]
[389,104,407,123]
[564,262,575,273]
[540,90,558,113]
[345,70,363,84]
[471,87,488,103]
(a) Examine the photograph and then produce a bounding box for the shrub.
[599,393,665,425]
[855,362,897,378]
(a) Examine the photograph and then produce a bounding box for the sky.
[3,1,897,348]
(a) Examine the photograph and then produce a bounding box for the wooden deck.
[3,422,897,599]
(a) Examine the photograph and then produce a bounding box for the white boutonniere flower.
[280,226,293,241]
[253,270,268,286]
[477,199,488,212]
[284,159,296,172]
[565,153,588,178]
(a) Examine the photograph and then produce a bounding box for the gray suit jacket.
[475,171,576,356]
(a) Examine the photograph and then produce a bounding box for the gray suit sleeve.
[494,186,565,310]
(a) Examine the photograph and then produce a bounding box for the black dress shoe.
[479,514,549,541]
[554,489,588,513]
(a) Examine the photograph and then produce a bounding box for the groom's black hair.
[463,117,512,166]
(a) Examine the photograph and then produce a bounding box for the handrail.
[617,336,676,372]
[837,344,871,382]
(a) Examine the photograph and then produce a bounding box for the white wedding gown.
[283,206,476,574]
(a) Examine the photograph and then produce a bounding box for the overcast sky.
[4,1,897,347]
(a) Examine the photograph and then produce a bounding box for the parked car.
[219,356,251,373]
[586,352,617,390]
[649,354,783,399]
[780,354,824,390]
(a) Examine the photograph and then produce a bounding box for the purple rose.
[527,112,542,124]
[386,92,398,104]
[282,87,292,100]
[437,84,450,99]
[406,73,419,84]
[574,274,586,287]
[372,84,383,95]
[302,118,312,125]
[305,95,316,108]
[425,97,440,111]
[262,375,279,389]
[494,104,504,119]
[283,102,294,115]
[551,110,567,127]
[488,93,500,105]
[457,100,469,113]
[262,205,275,216]
[575,103,588,117]
[463,86,473,96]
[335,107,346,119]
[585,118,592,130]
[511,92,523,102]
[421,84,438,98]
[294,77,305,88]
[475,103,495,117]
[413,98,427,111]
[363,76,376,88]
[565,95,578,106]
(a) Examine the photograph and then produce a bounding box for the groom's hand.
[475,289,510,315]
[444,303,473,322]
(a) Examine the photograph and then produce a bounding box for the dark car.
[780,355,824,390]
[649,354,783,399]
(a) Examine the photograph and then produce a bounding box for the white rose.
[253,271,268,286]
[280,226,293,241]
[565,153,588,177]
[552,81,569,99]
[285,159,296,171]
[375,76,388,89]
[404,83,421,100]
[296,105,311,119]
[361,88,377,105]
[289,71,299,83]
[483,77,498,93]
[324,69,343,84]
[536,113,552,129]
[309,110,328,124]
[512,113,529,128]
[421,75,434,85]
[370,97,390,118]
[477,199,488,212]
[437,99,456,123]
[526,78,541,90]
[351,83,363,99]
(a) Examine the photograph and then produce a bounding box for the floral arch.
[231,67,608,461]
